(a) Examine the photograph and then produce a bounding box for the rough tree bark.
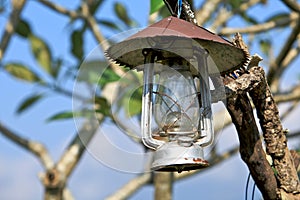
[249,67,300,199]
[226,92,278,199]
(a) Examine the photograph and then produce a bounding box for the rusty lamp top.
[106,16,247,74]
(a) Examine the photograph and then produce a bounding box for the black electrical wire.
[245,172,251,200]
[251,180,256,200]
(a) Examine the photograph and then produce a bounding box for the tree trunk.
[154,172,173,200]
[226,93,278,199]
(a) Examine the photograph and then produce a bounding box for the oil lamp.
[106,16,246,172]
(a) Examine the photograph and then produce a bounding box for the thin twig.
[195,0,222,25]
[274,85,300,103]
[210,0,260,32]
[220,13,298,36]
[38,0,80,19]
[81,2,125,77]
[0,0,27,60]
[267,14,300,91]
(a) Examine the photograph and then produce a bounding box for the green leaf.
[98,19,122,31]
[16,19,31,38]
[150,0,164,14]
[88,0,104,15]
[227,0,244,10]
[259,39,271,55]
[159,5,171,18]
[29,35,52,74]
[98,68,120,88]
[114,2,134,27]
[46,110,93,122]
[125,86,142,117]
[77,60,109,84]
[265,13,290,23]
[71,30,84,61]
[240,13,258,25]
[5,63,40,82]
[94,96,111,116]
[16,94,44,114]
[47,111,75,122]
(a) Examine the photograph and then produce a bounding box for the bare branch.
[0,121,54,169]
[195,0,222,25]
[210,0,260,32]
[274,85,300,103]
[288,130,300,140]
[105,173,151,200]
[56,118,101,178]
[267,14,300,91]
[282,0,300,13]
[38,0,80,19]
[0,0,27,60]
[281,101,300,120]
[154,172,172,200]
[80,2,124,77]
[220,13,298,36]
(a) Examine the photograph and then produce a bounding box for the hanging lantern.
[106,16,246,172]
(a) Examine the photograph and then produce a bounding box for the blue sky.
[0,0,299,200]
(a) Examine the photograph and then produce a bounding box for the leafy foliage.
[29,35,52,74]
[126,86,143,117]
[150,0,165,14]
[4,63,40,82]
[16,94,44,114]
[259,39,271,56]
[15,19,31,38]
[46,111,84,122]
[114,2,135,27]
[98,19,122,31]
[98,68,120,88]
[71,30,84,61]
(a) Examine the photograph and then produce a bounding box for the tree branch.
[210,0,260,32]
[220,13,298,36]
[249,67,300,195]
[56,118,101,179]
[0,0,27,60]
[267,14,300,91]
[38,0,80,19]
[274,85,300,103]
[282,0,300,13]
[226,91,279,199]
[195,0,222,25]
[105,173,151,200]
[154,172,173,200]
[0,121,54,170]
[80,2,124,77]
[40,118,102,200]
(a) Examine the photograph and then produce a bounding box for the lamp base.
[151,142,209,172]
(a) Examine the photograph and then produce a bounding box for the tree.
[0,0,299,199]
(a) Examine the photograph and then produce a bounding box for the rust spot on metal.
[193,158,202,162]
